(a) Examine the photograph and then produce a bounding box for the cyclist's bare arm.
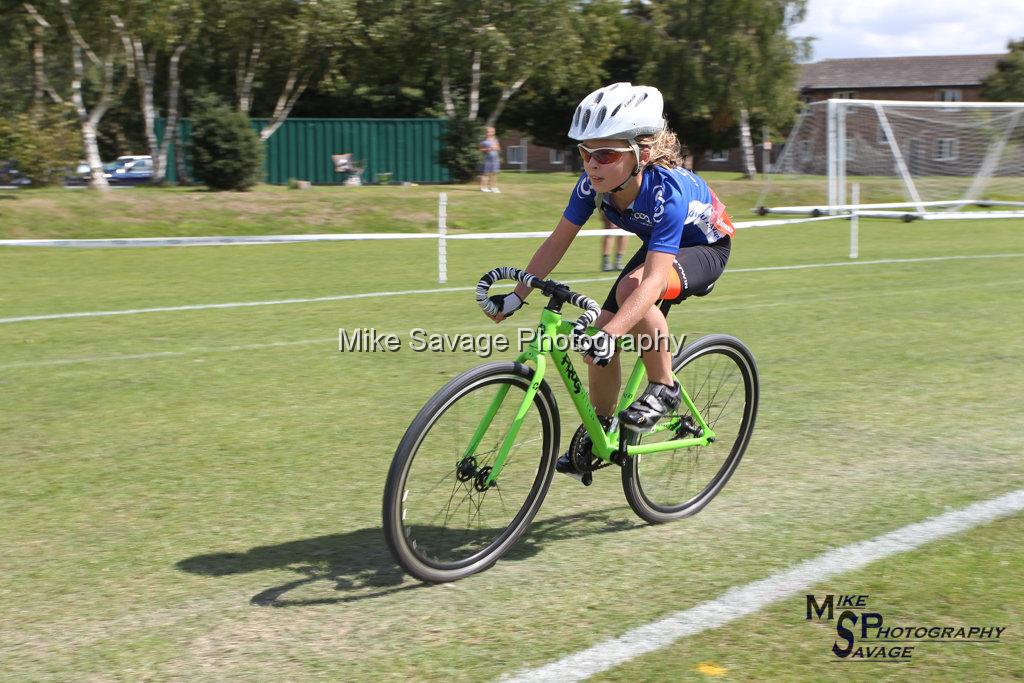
[511,216,582,301]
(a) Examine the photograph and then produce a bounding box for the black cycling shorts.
[601,237,731,314]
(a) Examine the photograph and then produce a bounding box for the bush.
[439,115,484,183]
[0,105,82,187]
[188,96,263,191]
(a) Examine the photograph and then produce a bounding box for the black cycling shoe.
[619,381,681,434]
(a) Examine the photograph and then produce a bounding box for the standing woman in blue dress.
[479,126,501,193]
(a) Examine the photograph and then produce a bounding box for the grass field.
[0,171,908,240]
[2,177,1023,680]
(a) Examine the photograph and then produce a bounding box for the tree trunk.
[260,68,310,141]
[237,41,261,114]
[156,44,187,184]
[134,42,160,179]
[485,75,528,128]
[64,0,130,191]
[24,3,63,108]
[468,49,481,121]
[441,75,455,118]
[69,44,110,189]
[739,107,756,180]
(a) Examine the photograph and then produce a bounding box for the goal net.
[758,99,1024,219]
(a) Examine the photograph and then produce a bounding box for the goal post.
[758,99,1024,220]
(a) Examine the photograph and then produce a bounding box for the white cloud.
[792,0,1024,60]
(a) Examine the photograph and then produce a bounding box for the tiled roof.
[799,54,1006,90]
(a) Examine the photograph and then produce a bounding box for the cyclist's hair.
[635,122,684,169]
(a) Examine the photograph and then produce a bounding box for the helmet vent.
[611,103,623,117]
[595,106,607,127]
[581,109,591,130]
[594,91,605,104]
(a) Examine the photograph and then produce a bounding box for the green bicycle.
[383,267,759,583]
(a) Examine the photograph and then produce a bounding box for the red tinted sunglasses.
[577,144,633,165]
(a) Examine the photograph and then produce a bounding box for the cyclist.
[484,82,735,475]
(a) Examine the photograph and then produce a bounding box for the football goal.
[757,99,1024,220]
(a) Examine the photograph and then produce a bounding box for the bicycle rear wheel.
[621,334,758,523]
[383,362,559,582]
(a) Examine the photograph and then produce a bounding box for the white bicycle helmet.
[568,82,664,142]
[568,83,665,192]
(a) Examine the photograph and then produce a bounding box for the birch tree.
[22,0,133,189]
[422,0,589,127]
[192,0,359,141]
[112,1,199,183]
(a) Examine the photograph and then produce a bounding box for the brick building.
[703,53,1007,174]
[797,53,1005,104]
[496,130,576,173]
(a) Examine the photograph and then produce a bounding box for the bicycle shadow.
[176,506,641,607]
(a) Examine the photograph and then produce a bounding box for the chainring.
[568,423,603,474]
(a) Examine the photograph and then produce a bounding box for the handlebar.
[476,266,601,333]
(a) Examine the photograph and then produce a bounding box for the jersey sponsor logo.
[575,175,594,200]
[687,199,715,231]
[629,211,652,225]
[652,184,666,222]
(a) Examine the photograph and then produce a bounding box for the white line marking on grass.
[501,488,1024,683]
[7,276,1021,371]
[0,337,337,369]
[3,253,1022,325]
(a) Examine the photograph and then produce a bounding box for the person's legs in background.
[601,215,628,271]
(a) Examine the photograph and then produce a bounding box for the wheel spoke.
[623,342,756,523]
[387,369,553,575]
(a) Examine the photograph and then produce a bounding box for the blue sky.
[792,0,1024,61]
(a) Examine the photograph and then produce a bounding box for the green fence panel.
[155,118,450,185]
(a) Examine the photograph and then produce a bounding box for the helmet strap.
[610,139,643,193]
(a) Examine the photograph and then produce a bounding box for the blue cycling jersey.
[562,166,731,253]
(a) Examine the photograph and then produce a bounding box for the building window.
[935,138,959,161]
[937,89,962,102]
[833,91,857,99]
[709,150,729,162]
[549,149,565,165]
[507,145,526,165]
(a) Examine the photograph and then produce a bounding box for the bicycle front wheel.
[383,362,559,583]
[621,334,758,524]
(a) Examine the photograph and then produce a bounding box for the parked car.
[104,155,153,186]
[0,160,32,187]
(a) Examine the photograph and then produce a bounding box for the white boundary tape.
[0,216,842,249]
[2,253,1022,325]
[501,488,1024,682]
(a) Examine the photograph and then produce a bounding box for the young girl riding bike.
[484,83,735,476]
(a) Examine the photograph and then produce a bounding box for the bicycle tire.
[383,361,559,582]
[621,334,758,524]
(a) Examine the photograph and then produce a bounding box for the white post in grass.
[438,192,448,283]
[850,182,860,259]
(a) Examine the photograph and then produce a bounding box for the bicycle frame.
[476,307,716,486]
